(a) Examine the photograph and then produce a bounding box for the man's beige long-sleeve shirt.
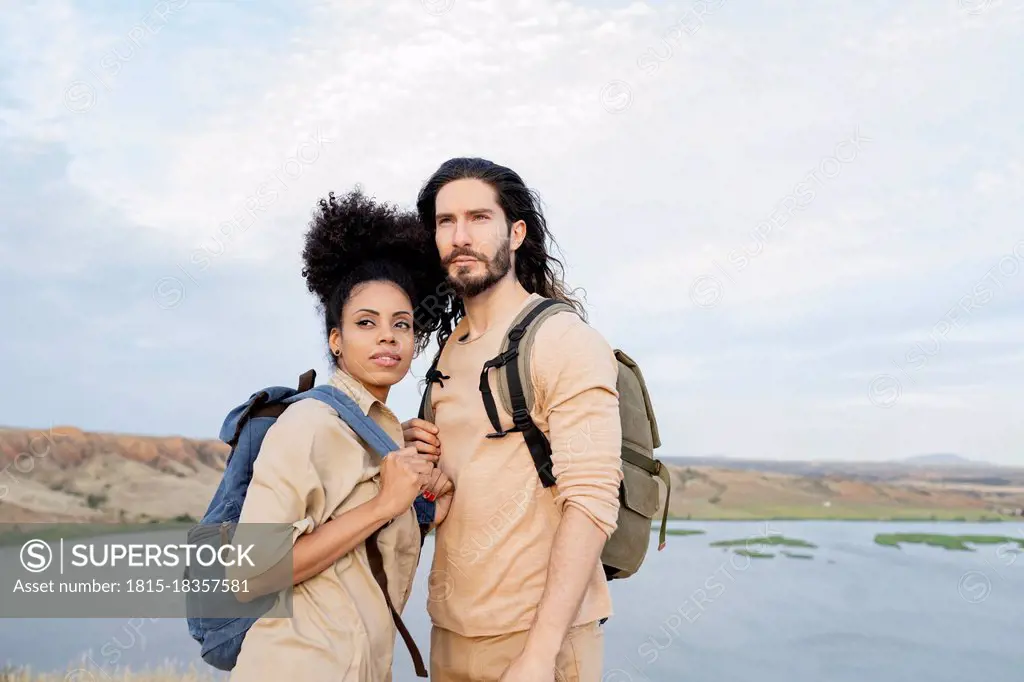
[426,293,623,636]
[228,367,421,682]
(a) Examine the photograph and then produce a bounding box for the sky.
[1,0,1022,465]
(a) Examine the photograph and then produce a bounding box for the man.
[402,157,623,682]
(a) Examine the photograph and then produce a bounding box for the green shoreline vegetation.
[654,524,1024,560]
[662,528,706,536]
[711,535,819,560]
[1,503,1010,550]
[709,536,818,549]
[0,520,197,547]
[653,528,824,560]
[665,507,1013,522]
[6,518,1020,554]
[874,533,1024,551]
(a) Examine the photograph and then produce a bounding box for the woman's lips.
[370,355,400,368]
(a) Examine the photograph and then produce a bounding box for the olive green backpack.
[419,297,672,580]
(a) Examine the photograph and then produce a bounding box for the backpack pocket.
[620,460,661,519]
[601,460,661,578]
[198,616,253,671]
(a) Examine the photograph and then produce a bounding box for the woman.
[229,187,455,682]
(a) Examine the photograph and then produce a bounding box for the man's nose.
[452,217,472,246]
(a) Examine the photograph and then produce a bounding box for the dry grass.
[0,663,224,682]
[663,464,1024,520]
[0,452,222,524]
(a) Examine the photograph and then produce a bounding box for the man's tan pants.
[429,620,604,682]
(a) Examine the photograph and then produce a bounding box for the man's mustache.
[442,248,487,266]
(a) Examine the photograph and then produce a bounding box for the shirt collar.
[329,366,381,416]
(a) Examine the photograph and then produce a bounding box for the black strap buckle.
[511,407,533,429]
[485,347,519,369]
[486,410,531,439]
[426,368,450,387]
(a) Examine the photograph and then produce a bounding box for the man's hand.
[498,652,558,682]
[402,418,441,457]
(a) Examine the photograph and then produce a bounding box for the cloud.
[1,0,1022,464]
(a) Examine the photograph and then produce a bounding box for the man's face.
[434,178,513,298]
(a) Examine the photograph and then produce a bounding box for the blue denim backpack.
[186,369,432,677]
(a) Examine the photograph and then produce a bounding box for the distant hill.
[659,463,1024,520]
[0,425,228,523]
[2,426,1022,523]
[661,454,1020,479]
[901,453,980,467]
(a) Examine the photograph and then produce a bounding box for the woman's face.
[331,280,415,400]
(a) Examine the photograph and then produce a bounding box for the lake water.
[1,520,1022,681]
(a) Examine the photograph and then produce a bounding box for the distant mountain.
[901,453,980,467]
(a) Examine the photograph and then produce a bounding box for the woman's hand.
[431,485,455,529]
[421,467,455,528]
[377,446,435,519]
[403,419,456,528]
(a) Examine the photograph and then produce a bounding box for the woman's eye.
[396,320,411,329]
[357,319,373,327]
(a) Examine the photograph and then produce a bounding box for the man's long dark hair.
[415,157,587,350]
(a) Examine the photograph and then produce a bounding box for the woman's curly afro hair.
[301,187,448,358]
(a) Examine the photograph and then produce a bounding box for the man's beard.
[444,238,512,298]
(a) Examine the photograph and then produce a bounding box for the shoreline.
[1,515,1018,549]
[663,516,1016,523]
[0,522,196,547]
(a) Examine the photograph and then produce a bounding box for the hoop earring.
[333,348,341,357]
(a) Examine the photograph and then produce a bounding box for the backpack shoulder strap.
[297,368,316,393]
[365,525,427,677]
[300,382,435,519]
[477,297,576,488]
[298,384,398,457]
[495,298,577,419]
[417,343,448,423]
